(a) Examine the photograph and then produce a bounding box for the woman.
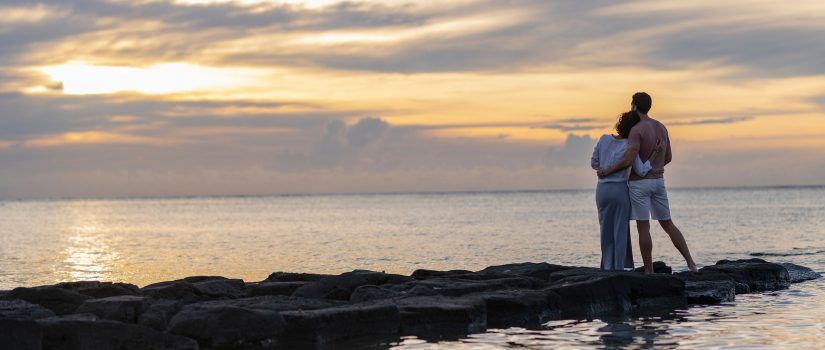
[591,111,661,270]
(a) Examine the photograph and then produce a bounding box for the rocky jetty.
[0,258,819,350]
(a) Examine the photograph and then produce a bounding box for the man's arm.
[664,138,672,165]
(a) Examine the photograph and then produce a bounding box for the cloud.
[669,116,754,126]
[535,118,606,132]
[543,134,595,168]
[346,117,390,148]
[1,0,824,199]
[809,95,825,109]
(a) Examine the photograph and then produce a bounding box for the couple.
[591,92,698,274]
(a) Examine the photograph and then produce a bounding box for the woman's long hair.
[615,111,640,139]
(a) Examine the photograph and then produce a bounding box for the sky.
[1,0,825,199]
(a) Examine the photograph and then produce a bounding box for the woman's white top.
[591,134,652,183]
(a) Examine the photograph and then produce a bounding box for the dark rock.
[780,263,822,283]
[7,287,91,315]
[395,296,485,338]
[0,319,42,350]
[245,281,308,297]
[622,273,686,310]
[633,261,673,274]
[75,295,152,323]
[416,271,534,282]
[388,276,546,298]
[1,259,814,348]
[735,282,751,294]
[265,272,333,283]
[142,277,245,301]
[546,274,631,317]
[168,303,285,349]
[350,285,402,302]
[675,271,736,304]
[547,267,603,283]
[687,280,735,304]
[137,299,182,331]
[292,270,411,300]
[479,262,573,281]
[140,282,204,303]
[191,278,245,299]
[701,259,790,292]
[195,295,344,313]
[143,276,233,288]
[0,299,56,320]
[38,316,198,350]
[411,269,474,280]
[470,290,560,328]
[546,270,684,315]
[281,302,400,345]
[54,281,139,298]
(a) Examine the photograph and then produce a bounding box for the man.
[597,92,698,273]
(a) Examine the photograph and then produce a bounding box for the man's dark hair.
[615,111,640,138]
[632,92,652,114]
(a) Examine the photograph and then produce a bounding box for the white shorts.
[628,178,672,221]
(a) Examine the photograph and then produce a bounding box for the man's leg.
[658,220,697,271]
[636,220,653,273]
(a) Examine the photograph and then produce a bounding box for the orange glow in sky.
[1,0,825,198]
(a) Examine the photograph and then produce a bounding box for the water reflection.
[57,204,119,283]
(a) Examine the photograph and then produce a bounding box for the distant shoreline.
[2,183,824,203]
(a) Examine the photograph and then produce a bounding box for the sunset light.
[35,61,260,95]
[2,2,825,349]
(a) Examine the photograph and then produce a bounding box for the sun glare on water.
[34,61,259,95]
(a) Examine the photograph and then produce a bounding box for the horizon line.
[2,183,824,203]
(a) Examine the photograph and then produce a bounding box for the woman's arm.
[632,139,662,177]
[632,155,652,177]
[591,139,601,170]
[647,139,663,162]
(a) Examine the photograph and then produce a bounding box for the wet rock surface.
[0,259,817,349]
[701,258,791,292]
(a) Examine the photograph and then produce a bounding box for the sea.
[1,186,824,349]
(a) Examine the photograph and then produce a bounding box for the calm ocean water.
[1,186,824,348]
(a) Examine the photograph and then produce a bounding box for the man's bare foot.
[688,264,698,272]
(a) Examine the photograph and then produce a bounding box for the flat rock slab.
[141,281,200,303]
[292,270,411,300]
[246,281,308,297]
[54,281,140,298]
[701,258,791,292]
[1,258,816,349]
[0,299,56,320]
[387,276,545,297]
[138,299,182,331]
[37,315,198,350]
[266,272,333,283]
[6,287,91,315]
[75,295,152,323]
[395,296,486,338]
[478,262,573,281]
[141,276,246,302]
[281,302,400,345]
[0,319,42,350]
[676,271,737,304]
[169,303,285,349]
[780,263,822,283]
[469,290,560,328]
[196,295,345,313]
